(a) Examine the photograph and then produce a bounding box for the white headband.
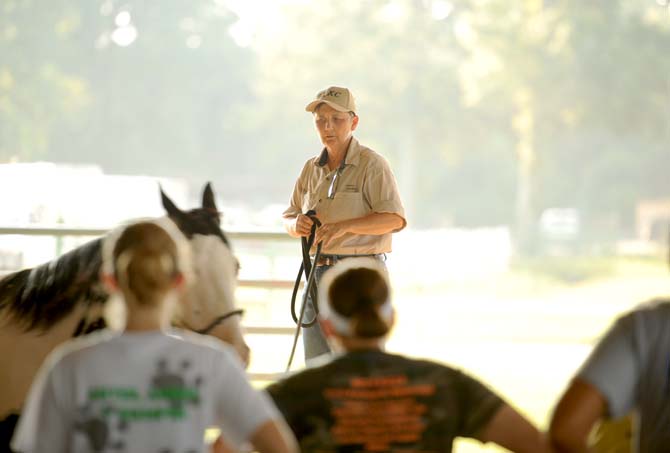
[101,217,193,284]
[317,257,394,336]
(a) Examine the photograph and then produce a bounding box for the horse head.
[0,182,251,428]
[160,183,250,366]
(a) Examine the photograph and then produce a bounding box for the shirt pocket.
[325,191,368,223]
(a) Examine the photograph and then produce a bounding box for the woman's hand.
[294,214,315,237]
[314,222,347,249]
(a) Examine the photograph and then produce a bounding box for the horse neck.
[0,301,93,416]
[0,238,106,331]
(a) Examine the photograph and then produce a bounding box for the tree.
[3,0,669,237]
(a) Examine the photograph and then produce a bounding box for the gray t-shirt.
[579,298,670,452]
[12,329,279,453]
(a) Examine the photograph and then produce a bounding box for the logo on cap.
[306,86,356,113]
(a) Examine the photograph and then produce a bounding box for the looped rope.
[287,210,322,372]
[290,211,322,328]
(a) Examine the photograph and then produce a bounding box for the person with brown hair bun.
[266,258,552,453]
[12,219,297,453]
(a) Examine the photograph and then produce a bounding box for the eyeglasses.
[327,166,344,199]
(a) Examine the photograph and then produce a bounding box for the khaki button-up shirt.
[283,137,406,255]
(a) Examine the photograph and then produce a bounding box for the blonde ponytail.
[112,222,180,306]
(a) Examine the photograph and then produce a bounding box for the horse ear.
[160,184,182,217]
[202,182,217,212]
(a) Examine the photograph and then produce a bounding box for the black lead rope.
[290,212,323,328]
[195,309,245,335]
[287,210,322,372]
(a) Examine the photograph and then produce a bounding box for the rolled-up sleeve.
[282,162,309,220]
[578,314,639,419]
[363,157,406,231]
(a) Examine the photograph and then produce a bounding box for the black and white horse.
[0,183,248,449]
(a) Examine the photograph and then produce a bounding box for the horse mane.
[0,238,106,331]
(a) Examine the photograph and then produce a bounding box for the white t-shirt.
[579,299,670,452]
[12,329,279,453]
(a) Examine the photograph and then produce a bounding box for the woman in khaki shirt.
[283,85,406,363]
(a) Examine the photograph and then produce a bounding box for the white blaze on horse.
[0,183,249,447]
[160,186,249,364]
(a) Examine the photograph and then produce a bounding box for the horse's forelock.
[171,209,229,246]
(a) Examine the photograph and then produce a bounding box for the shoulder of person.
[304,155,319,167]
[364,351,465,381]
[357,145,396,171]
[596,299,670,351]
[266,356,339,395]
[635,297,670,313]
[52,329,118,366]
[628,298,670,330]
[160,328,244,368]
[354,142,380,160]
[26,330,117,381]
[383,351,446,368]
[294,154,322,179]
[393,353,490,387]
[168,328,241,361]
[617,298,670,327]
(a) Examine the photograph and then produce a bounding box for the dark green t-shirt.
[266,350,503,453]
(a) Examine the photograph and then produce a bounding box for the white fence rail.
[0,225,300,382]
[0,226,300,287]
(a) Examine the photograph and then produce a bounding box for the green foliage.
[1,0,254,176]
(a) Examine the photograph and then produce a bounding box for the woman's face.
[313,104,358,151]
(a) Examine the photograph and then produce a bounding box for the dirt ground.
[241,261,669,452]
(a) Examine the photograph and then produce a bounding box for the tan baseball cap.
[305,86,356,114]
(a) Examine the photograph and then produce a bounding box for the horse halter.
[182,308,245,335]
[71,315,107,337]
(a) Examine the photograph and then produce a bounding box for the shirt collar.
[314,137,362,168]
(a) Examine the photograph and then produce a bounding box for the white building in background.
[0,162,188,269]
[0,162,188,226]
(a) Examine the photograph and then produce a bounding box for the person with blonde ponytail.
[12,220,297,453]
[266,258,552,453]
